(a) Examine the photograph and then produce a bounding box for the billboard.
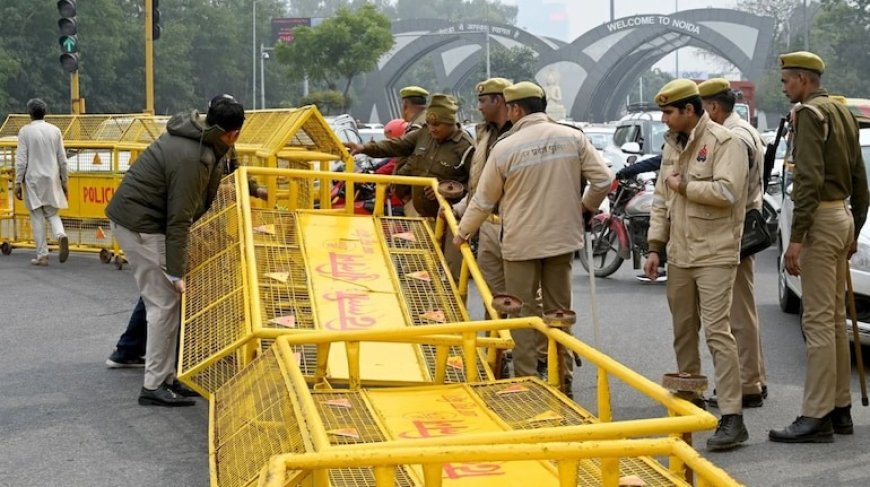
[271,17,326,45]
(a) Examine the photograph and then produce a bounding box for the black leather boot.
[827,406,853,435]
[769,416,834,443]
[707,414,748,451]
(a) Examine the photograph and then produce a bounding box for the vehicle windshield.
[586,132,613,150]
[613,125,638,148]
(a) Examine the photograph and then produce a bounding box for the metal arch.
[358,34,472,124]
[356,19,559,122]
[353,10,774,123]
[590,23,769,121]
[560,8,774,121]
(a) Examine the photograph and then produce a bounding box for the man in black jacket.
[106,97,245,406]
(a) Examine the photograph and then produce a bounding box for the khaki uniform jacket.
[453,120,513,217]
[458,112,612,261]
[361,125,473,217]
[648,113,748,267]
[723,112,765,211]
[790,89,869,243]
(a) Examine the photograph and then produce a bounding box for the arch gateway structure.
[354,9,775,123]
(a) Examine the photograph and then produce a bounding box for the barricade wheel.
[99,249,113,264]
[114,255,124,270]
[0,242,11,255]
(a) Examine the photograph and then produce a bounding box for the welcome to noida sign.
[605,15,701,35]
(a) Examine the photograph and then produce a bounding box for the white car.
[778,127,870,344]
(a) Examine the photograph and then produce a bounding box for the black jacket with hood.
[106,111,231,277]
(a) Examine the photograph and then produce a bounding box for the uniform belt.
[486,214,501,224]
[818,200,846,209]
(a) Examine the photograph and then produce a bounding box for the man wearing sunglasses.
[106,96,245,407]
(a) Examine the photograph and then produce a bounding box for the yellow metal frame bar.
[270,319,713,420]
[258,437,741,487]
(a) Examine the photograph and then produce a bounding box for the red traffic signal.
[57,0,76,18]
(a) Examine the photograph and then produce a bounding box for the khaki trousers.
[112,223,181,390]
[478,220,546,362]
[799,203,854,418]
[477,219,506,296]
[667,264,743,415]
[503,252,574,379]
[730,256,765,395]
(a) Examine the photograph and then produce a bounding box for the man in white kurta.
[14,99,69,265]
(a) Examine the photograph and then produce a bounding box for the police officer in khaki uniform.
[346,94,473,279]
[453,78,514,299]
[392,86,430,205]
[454,82,612,389]
[644,79,749,451]
[770,52,869,443]
[399,86,429,133]
[698,78,768,409]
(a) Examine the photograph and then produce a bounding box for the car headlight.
[851,239,870,273]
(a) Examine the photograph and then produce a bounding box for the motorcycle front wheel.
[578,218,625,278]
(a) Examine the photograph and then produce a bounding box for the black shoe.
[769,416,834,443]
[58,235,69,263]
[761,384,768,399]
[105,349,145,368]
[707,393,763,409]
[138,383,196,407]
[827,406,854,435]
[166,380,199,398]
[707,414,749,451]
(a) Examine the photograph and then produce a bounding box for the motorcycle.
[329,156,405,215]
[579,156,658,278]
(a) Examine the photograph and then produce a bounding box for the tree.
[490,46,536,82]
[812,0,870,97]
[628,68,674,105]
[275,5,394,107]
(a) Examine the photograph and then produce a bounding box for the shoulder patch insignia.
[696,144,708,163]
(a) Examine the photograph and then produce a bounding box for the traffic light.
[57,0,78,72]
[152,0,161,40]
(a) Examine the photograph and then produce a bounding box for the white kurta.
[15,120,68,211]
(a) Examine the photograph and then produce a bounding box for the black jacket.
[106,111,231,277]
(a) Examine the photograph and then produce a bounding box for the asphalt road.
[1,247,870,486]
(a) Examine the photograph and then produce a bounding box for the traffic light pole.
[70,71,82,114]
[144,0,155,115]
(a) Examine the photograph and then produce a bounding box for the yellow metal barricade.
[179,167,509,398]
[0,106,352,264]
[208,331,741,487]
[0,114,165,261]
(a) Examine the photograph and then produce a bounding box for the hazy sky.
[506,0,741,75]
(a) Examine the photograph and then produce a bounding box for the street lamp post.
[252,0,259,109]
[260,44,274,109]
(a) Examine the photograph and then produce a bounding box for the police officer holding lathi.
[453,82,612,389]
[770,51,869,443]
[644,79,749,451]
